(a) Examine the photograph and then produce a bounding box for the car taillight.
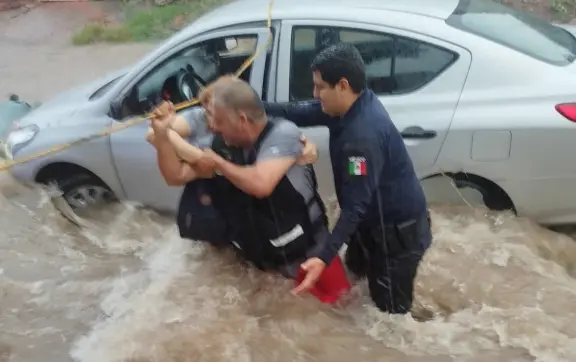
[555,103,576,122]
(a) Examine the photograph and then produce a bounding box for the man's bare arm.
[147,101,204,185]
[165,129,205,164]
[146,115,192,145]
[211,153,295,198]
[206,120,304,197]
[154,134,199,186]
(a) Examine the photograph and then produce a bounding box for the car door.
[109,27,270,213]
[276,20,471,199]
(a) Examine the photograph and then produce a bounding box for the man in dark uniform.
[265,43,432,314]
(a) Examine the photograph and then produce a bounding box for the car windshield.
[446,0,576,66]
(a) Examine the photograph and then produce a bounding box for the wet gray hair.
[210,78,266,123]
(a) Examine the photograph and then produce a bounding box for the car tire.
[48,172,117,212]
[452,173,514,212]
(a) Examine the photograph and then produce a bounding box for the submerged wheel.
[57,173,116,210]
[47,172,116,210]
[451,173,515,212]
[35,164,118,226]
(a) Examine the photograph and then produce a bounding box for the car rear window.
[446,0,576,66]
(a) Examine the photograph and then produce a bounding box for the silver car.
[4,0,576,225]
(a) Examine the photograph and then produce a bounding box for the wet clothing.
[344,214,431,313]
[176,109,329,277]
[176,178,230,247]
[264,89,432,313]
[206,119,329,273]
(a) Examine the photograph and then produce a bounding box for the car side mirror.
[109,98,123,120]
[110,88,139,120]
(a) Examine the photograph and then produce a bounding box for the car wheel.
[451,173,515,212]
[49,173,117,221]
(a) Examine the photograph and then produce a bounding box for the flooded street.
[1,182,575,362]
[1,4,576,362]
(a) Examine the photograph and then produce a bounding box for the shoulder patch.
[348,156,367,176]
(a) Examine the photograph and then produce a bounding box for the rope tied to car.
[0,0,274,172]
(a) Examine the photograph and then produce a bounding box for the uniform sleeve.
[315,133,387,265]
[263,100,335,128]
[257,121,303,161]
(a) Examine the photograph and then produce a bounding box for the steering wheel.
[177,65,208,101]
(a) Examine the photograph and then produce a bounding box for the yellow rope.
[0,0,274,172]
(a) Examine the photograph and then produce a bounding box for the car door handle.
[401,126,437,139]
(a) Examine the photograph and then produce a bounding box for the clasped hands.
[149,100,175,135]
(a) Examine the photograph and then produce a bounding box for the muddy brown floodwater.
[1,4,576,362]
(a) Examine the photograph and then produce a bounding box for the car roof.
[178,0,459,38]
[135,0,462,80]
[209,0,458,19]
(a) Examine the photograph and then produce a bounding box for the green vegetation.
[72,0,231,45]
[71,0,576,45]
[550,0,576,21]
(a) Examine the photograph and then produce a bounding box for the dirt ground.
[0,2,154,101]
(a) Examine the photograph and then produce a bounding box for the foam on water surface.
[0,174,575,362]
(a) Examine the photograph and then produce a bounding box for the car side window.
[289,26,458,101]
[125,34,258,117]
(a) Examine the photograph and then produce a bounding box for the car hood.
[16,105,81,129]
[18,66,130,128]
[41,66,129,108]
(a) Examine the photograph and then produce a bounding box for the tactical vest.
[209,120,328,269]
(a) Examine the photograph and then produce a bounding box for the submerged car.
[4,0,576,225]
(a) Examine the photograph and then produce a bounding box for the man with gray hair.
[195,77,333,279]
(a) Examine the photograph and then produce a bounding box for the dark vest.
[210,120,328,269]
[176,178,230,246]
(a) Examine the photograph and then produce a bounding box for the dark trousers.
[345,213,432,314]
[177,186,231,249]
[178,193,329,279]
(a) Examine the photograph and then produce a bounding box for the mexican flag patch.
[348,156,367,176]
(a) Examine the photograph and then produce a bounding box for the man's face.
[312,70,345,117]
[209,104,250,146]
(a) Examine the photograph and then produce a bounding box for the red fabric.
[296,255,351,304]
